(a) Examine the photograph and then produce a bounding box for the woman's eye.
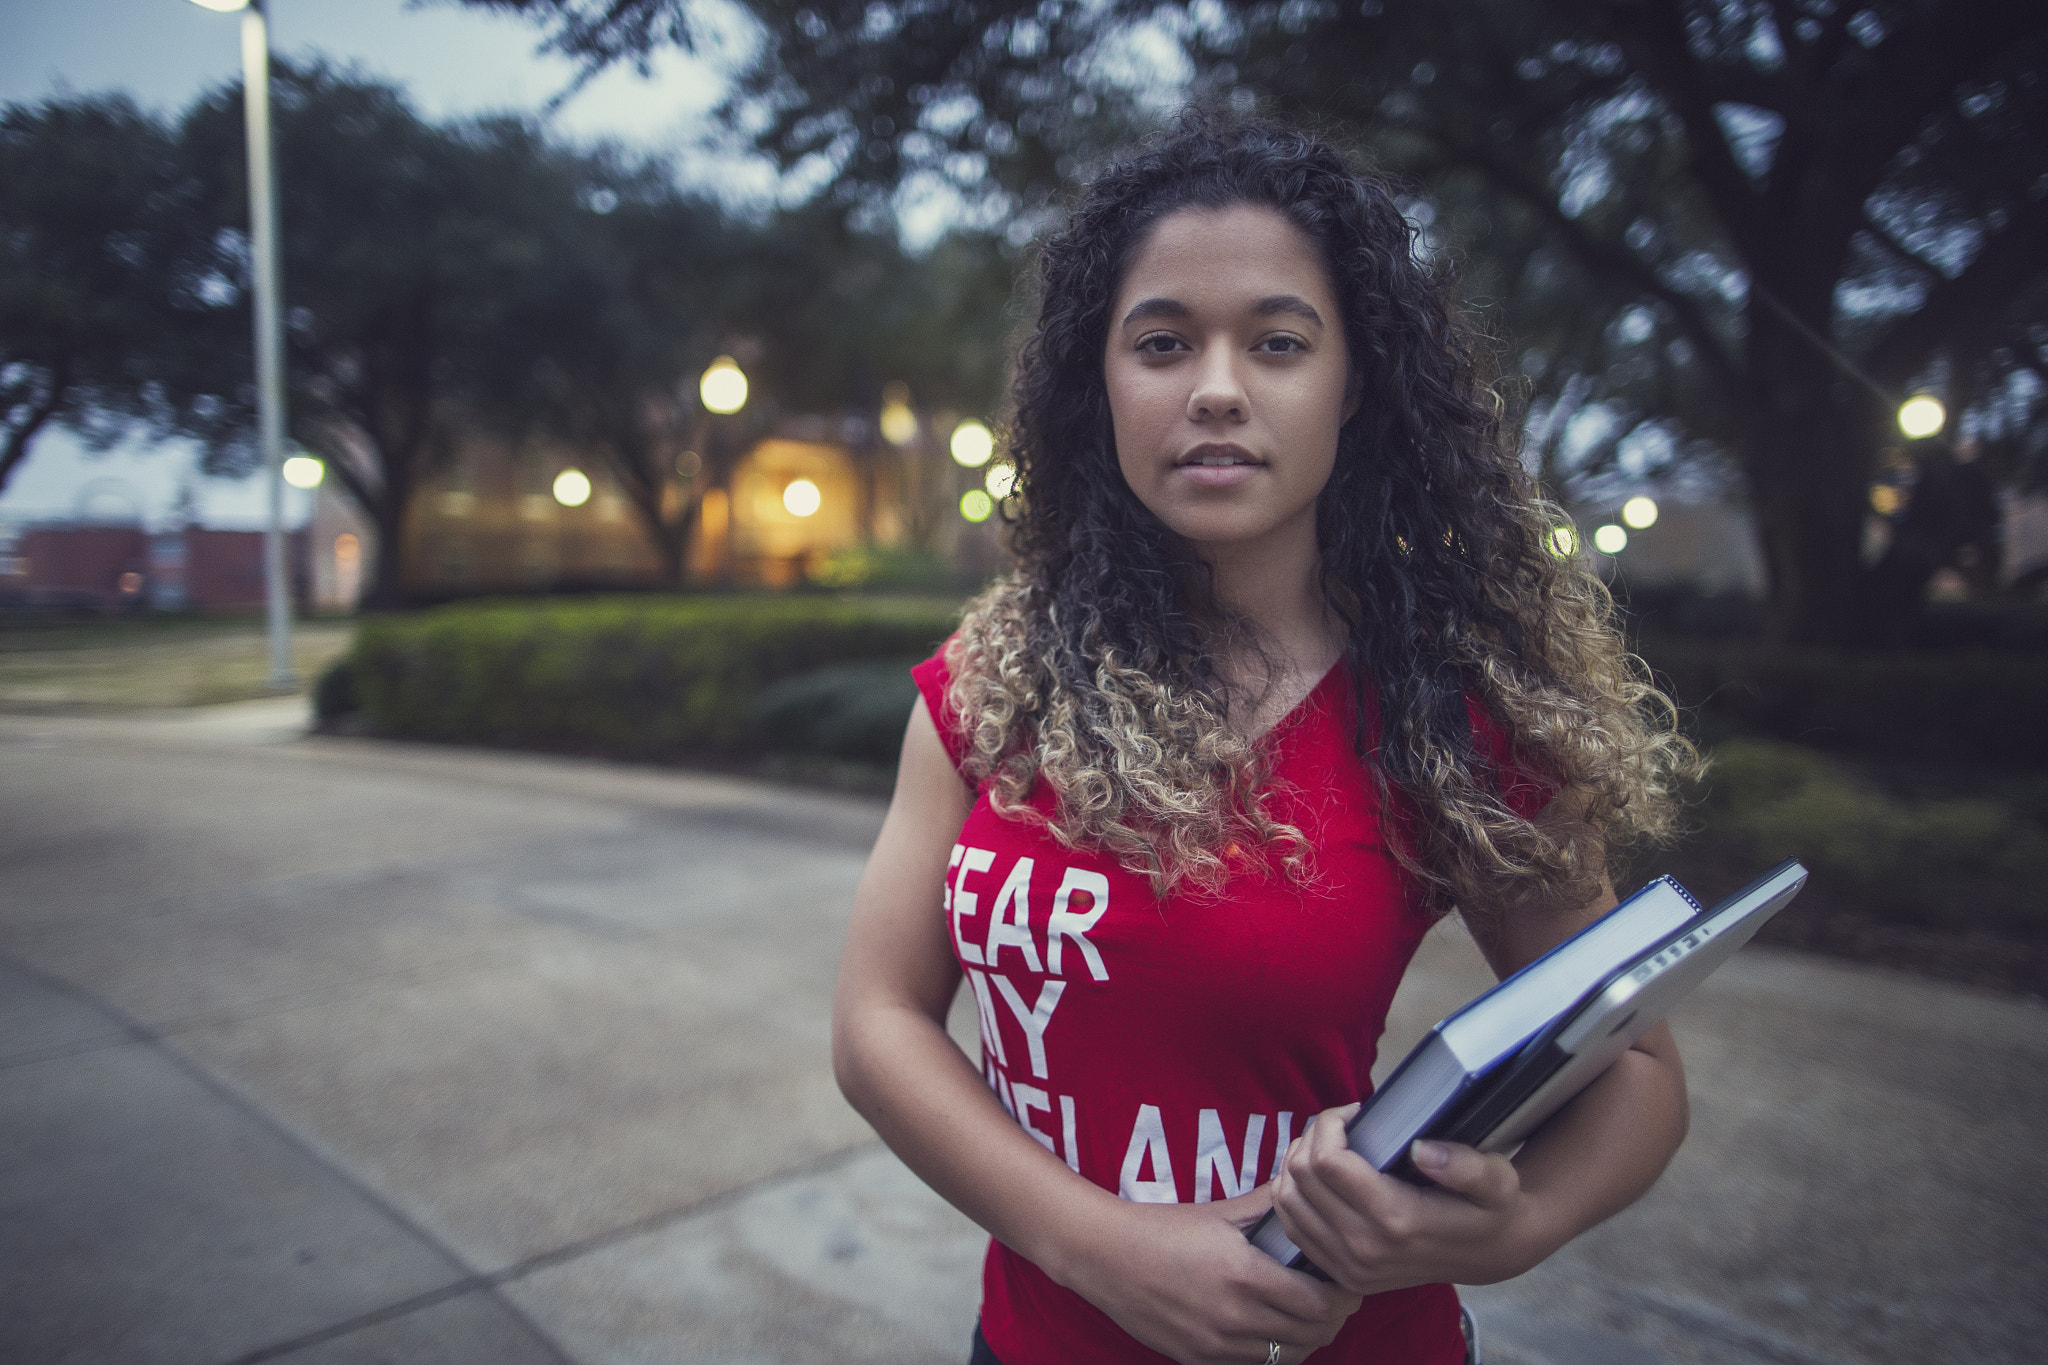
[1135,333,1185,355]
[1256,335,1307,353]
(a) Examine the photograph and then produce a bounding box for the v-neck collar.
[1246,655,1347,748]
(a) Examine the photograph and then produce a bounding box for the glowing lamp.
[951,419,995,468]
[700,356,748,415]
[552,468,592,507]
[281,455,324,489]
[1897,395,1945,439]
[782,478,821,517]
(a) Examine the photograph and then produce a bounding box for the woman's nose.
[1186,348,1248,423]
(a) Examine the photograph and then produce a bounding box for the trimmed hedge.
[1679,739,2048,936]
[1638,638,2048,765]
[350,595,958,760]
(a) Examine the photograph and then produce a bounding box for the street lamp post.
[188,0,293,688]
[699,356,748,583]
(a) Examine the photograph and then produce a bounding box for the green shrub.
[1638,639,2048,765]
[350,595,958,760]
[811,544,961,592]
[314,654,359,720]
[747,659,924,763]
[1687,738,2048,935]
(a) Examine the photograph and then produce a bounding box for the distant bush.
[747,659,924,764]
[314,654,359,721]
[350,595,958,760]
[810,543,962,592]
[1678,738,2048,938]
[1638,639,2048,765]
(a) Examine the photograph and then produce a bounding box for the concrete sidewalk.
[2,700,2043,1364]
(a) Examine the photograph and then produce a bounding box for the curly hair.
[945,111,1698,918]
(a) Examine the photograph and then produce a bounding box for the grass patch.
[0,614,354,710]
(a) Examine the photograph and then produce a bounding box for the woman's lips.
[1174,446,1263,488]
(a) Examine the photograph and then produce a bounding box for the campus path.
[1,700,2042,1365]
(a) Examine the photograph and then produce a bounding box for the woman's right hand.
[1060,1190,1361,1365]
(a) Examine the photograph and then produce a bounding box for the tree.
[168,64,626,607]
[0,97,203,495]
[463,0,2048,642]
[459,150,732,586]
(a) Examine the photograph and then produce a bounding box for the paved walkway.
[1,701,2042,1365]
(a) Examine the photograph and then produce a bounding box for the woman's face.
[1103,202,1355,559]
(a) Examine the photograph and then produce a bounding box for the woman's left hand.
[1269,1104,1546,1295]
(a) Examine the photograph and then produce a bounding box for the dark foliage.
[460,0,2048,643]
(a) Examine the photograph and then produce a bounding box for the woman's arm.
[1269,794,1689,1293]
[834,699,1361,1365]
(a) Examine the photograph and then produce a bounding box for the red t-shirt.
[911,648,1549,1365]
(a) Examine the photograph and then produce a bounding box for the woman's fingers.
[1409,1139,1520,1210]
[1270,1108,1530,1294]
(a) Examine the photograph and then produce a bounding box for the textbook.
[1247,859,1808,1274]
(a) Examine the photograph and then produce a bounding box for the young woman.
[833,116,1698,1365]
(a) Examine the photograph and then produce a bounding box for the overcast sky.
[1,0,756,530]
[2,0,740,149]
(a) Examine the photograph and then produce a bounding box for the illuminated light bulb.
[782,478,821,517]
[699,356,748,415]
[984,462,1016,498]
[552,468,592,507]
[880,401,919,446]
[1897,394,1945,439]
[281,455,324,489]
[1621,496,1658,529]
[951,419,995,467]
[1593,524,1628,554]
[959,489,994,523]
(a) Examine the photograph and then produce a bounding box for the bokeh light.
[880,381,918,445]
[1621,496,1658,529]
[552,468,592,507]
[1593,524,1628,554]
[959,489,994,522]
[984,462,1016,498]
[951,419,995,467]
[699,356,748,415]
[1897,395,1945,439]
[1547,524,1578,557]
[782,479,821,517]
[281,455,324,489]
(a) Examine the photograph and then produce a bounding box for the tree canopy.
[0,97,207,494]
[464,0,2048,640]
[4,65,1014,602]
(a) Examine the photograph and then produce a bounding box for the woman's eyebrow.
[1251,295,1324,326]
[1118,295,1326,328]
[1120,297,1190,326]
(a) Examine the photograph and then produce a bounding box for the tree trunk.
[1737,300,1883,645]
[359,488,412,611]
